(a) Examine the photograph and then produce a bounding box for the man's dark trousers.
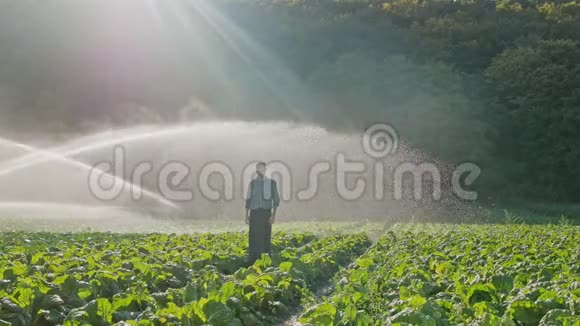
[248,208,272,264]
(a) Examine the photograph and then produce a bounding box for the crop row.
[0,231,319,325]
[0,231,372,325]
[300,224,580,325]
[157,232,372,325]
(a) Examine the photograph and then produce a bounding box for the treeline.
[213,0,580,203]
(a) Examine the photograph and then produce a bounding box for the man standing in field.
[245,161,280,265]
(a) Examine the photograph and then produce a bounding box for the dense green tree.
[485,40,580,200]
[306,52,492,163]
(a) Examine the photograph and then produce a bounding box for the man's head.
[256,161,267,177]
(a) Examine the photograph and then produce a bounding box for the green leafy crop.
[1,223,578,326]
[299,224,580,326]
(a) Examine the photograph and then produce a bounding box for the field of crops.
[0,223,578,325]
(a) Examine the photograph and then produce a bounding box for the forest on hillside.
[0,0,579,204]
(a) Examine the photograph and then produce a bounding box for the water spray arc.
[0,136,180,210]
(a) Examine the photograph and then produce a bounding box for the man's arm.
[270,179,280,224]
[245,180,252,224]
